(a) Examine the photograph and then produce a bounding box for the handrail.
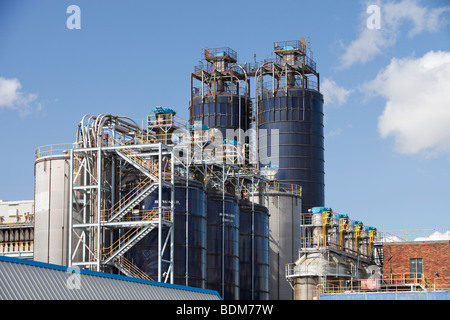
[0,241,34,253]
[35,143,79,160]
[116,256,154,281]
[102,176,154,220]
[317,272,443,295]
[0,215,34,227]
[102,208,171,258]
[266,181,302,196]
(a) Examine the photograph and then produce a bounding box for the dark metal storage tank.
[190,94,249,138]
[123,179,206,289]
[258,88,325,213]
[189,47,250,140]
[257,40,325,213]
[238,200,269,300]
[206,190,239,300]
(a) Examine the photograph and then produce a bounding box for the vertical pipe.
[251,177,255,300]
[185,154,190,286]
[110,155,115,251]
[68,149,74,267]
[158,143,162,282]
[171,150,175,284]
[97,146,102,271]
[83,156,87,263]
[221,165,225,299]
[201,71,204,102]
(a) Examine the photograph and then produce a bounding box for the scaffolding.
[68,114,176,283]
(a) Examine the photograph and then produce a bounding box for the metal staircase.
[103,208,171,265]
[104,143,169,223]
[105,179,159,222]
[101,142,173,279]
[113,256,154,281]
[116,147,159,180]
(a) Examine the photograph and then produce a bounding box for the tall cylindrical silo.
[190,95,249,139]
[206,190,239,300]
[34,154,71,266]
[252,189,301,300]
[257,88,324,213]
[238,200,269,300]
[124,179,207,289]
[189,47,250,141]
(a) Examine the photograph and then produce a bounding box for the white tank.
[34,155,70,266]
[252,191,301,300]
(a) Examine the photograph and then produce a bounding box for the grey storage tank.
[34,151,71,266]
[252,184,302,300]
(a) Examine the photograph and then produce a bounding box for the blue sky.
[1,0,449,231]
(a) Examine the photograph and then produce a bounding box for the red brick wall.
[382,241,450,281]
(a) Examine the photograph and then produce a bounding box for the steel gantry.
[68,114,175,283]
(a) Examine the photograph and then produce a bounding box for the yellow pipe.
[339,218,348,249]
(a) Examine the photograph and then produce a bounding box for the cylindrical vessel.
[293,276,319,300]
[190,95,249,139]
[252,191,301,300]
[124,179,207,288]
[206,190,239,300]
[257,88,324,213]
[312,212,323,247]
[34,155,70,265]
[238,200,269,300]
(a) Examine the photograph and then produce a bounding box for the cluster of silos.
[189,41,323,299]
[121,180,270,300]
[32,39,324,301]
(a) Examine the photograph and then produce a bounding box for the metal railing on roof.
[202,47,237,61]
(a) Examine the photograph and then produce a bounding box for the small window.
[410,258,423,278]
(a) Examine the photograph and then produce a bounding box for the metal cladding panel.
[257,89,325,213]
[238,201,269,300]
[0,256,220,300]
[34,156,70,266]
[124,180,207,288]
[190,95,249,138]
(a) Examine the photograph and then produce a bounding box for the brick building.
[382,240,450,290]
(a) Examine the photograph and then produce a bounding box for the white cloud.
[414,230,450,241]
[363,50,450,155]
[321,78,352,106]
[339,0,450,69]
[0,77,40,116]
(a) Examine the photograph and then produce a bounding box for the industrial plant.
[1,38,449,300]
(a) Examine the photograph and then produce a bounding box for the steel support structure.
[68,121,175,283]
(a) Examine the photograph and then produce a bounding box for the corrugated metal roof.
[0,256,221,300]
